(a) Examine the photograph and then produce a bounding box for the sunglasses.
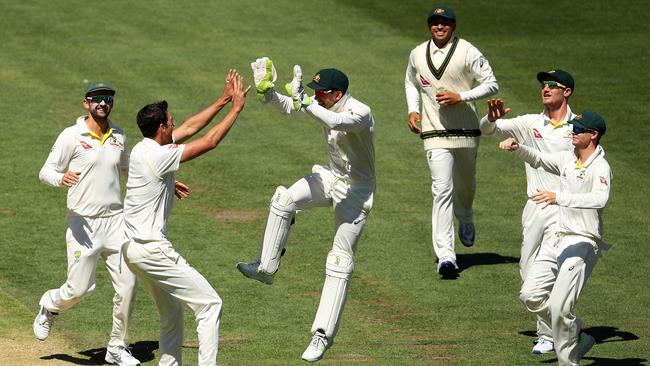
[540,81,567,90]
[572,125,596,135]
[85,95,114,104]
[314,89,333,98]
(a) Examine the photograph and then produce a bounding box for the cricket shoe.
[532,336,554,354]
[237,261,274,285]
[576,332,595,361]
[437,257,459,278]
[301,331,329,362]
[105,346,141,366]
[33,305,57,341]
[458,222,475,247]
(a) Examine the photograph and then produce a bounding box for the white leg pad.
[258,186,295,274]
[311,249,354,339]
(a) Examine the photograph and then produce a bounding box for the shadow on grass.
[521,326,644,366]
[40,340,158,365]
[436,252,519,280]
[542,357,647,365]
[457,252,519,272]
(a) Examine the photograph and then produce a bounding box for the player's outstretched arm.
[180,74,251,163]
[173,69,238,144]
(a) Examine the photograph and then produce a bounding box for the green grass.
[1,0,649,364]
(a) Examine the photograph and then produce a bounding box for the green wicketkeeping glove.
[251,57,277,97]
[284,65,311,111]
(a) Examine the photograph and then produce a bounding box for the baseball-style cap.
[427,5,456,23]
[84,81,115,96]
[536,69,574,90]
[570,111,606,136]
[306,68,349,94]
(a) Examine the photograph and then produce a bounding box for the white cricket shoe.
[577,332,595,361]
[33,305,56,341]
[532,337,555,354]
[458,222,475,247]
[105,346,141,366]
[301,332,329,362]
[237,261,274,285]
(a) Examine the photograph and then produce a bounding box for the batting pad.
[258,186,295,274]
[311,249,354,338]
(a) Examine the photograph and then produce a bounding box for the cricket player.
[237,58,375,362]
[500,111,611,365]
[405,5,498,277]
[122,70,249,366]
[480,69,576,354]
[35,81,141,366]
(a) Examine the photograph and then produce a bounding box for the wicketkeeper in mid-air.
[237,57,376,362]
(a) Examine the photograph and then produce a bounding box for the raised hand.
[285,65,311,111]
[231,73,252,111]
[250,57,276,96]
[487,98,510,122]
[222,69,237,101]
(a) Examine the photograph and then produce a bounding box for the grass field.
[1,0,649,365]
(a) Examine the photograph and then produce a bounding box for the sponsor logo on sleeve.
[532,128,542,139]
[168,144,179,149]
[599,176,608,185]
[79,141,93,150]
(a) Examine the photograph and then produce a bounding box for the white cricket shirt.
[480,108,576,198]
[515,144,611,242]
[264,91,376,184]
[123,138,185,243]
[39,116,128,217]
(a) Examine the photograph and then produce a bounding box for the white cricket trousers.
[285,165,372,340]
[425,147,477,261]
[39,214,136,353]
[520,234,599,366]
[521,199,559,340]
[124,241,222,366]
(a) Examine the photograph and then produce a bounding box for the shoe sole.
[236,263,274,285]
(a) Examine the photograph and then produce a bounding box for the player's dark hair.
[137,100,169,137]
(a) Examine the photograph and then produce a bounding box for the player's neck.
[575,144,597,165]
[546,104,568,122]
[85,116,110,136]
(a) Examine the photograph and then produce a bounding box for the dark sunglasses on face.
[572,125,595,135]
[314,89,333,98]
[86,95,114,104]
[540,81,567,90]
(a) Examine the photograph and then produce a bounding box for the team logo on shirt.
[599,176,608,185]
[419,75,431,87]
[108,136,123,149]
[79,141,93,150]
[73,250,81,261]
[576,169,586,180]
[532,128,542,139]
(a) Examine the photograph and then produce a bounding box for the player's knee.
[519,288,546,313]
[270,186,296,215]
[325,249,354,280]
[66,282,96,299]
[431,181,453,198]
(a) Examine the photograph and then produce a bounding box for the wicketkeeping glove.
[251,57,277,96]
[284,65,311,111]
